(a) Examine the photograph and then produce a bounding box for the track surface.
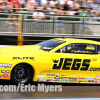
[0,80,100,99]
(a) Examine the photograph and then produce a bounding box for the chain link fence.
[1,13,100,36]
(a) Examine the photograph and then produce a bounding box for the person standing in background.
[32,7,46,32]
[27,0,36,11]
[7,9,18,31]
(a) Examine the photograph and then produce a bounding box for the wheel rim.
[13,65,30,83]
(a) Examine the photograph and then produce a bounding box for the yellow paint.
[0,38,100,84]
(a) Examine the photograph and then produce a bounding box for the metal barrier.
[0,13,100,36]
[23,19,53,34]
[54,20,82,34]
[1,13,100,45]
[0,18,18,33]
[0,17,92,35]
[22,19,83,35]
[85,17,100,35]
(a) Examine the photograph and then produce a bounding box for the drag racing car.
[1,38,100,84]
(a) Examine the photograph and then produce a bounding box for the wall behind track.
[0,36,100,45]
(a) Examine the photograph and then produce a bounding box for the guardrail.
[0,18,19,33]
[22,19,83,34]
[0,18,84,35]
[0,13,89,35]
[1,13,100,45]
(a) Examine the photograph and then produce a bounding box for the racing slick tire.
[11,64,33,84]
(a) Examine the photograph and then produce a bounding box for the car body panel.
[0,38,100,84]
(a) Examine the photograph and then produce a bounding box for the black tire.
[11,64,33,84]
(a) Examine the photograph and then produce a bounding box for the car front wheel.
[11,64,33,84]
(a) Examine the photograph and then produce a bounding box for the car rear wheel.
[11,64,33,84]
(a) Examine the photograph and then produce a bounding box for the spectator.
[55,0,64,15]
[63,0,70,11]
[74,6,80,15]
[35,0,43,7]
[9,0,19,12]
[55,0,66,6]
[49,5,57,14]
[49,0,56,5]
[41,0,47,6]
[73,1,80,9]
[10,0,19,7]
[32,7,45,20]
[0,0,7,12]
[27,0,36,11]
[19,0,26,9]
[32,7,46,32]
[67,0,74,7]
[95,2,100,17]
[55,0,62,9]
[89,0,99,17]
[45,0,51,9]
[36,0,47,7]
[7,9,18,31]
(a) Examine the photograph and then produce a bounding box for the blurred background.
[0,0,100,99]
[0,0,100,45]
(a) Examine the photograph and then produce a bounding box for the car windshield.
[36,39,65,51]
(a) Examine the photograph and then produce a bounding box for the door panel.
[50,43,100,83]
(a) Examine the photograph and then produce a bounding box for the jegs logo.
[52,58,91,71]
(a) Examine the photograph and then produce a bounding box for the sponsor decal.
[69,77,77,80]
[78,77,86,80]
[53,74,60,79]
[37,76,45,78]
[38,73,46,75]
[1,70,10,73]
[59,75,66,76]
[89,67,100,71]
[47,74,55,76]
[88,80,95,83]
[42,47,52,49]
[94,78,100,80]
[13,57,34,60]
[69,80,77,83]
[61,80,68,82]
[97,80,100,83]
[52,58,90,71]
[1,73,10,79]
[45,79,52,82]
[86,45,95,50]
[67,75,77,76]
[96,75,100,77]
[37,78,43,81]
[55,74,59,77]
[86,78,93,80]
[61,77,69,79]
[54,77,60,79]
[0,64,12,68]
[79,81,87,83]
[46,77,54,79]
[53,80,59,82]
[71,50,92,54]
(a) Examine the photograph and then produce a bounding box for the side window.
[57,43,97,54]
[97,45,100,54]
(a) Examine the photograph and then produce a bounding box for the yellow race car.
[0,38,100,84]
